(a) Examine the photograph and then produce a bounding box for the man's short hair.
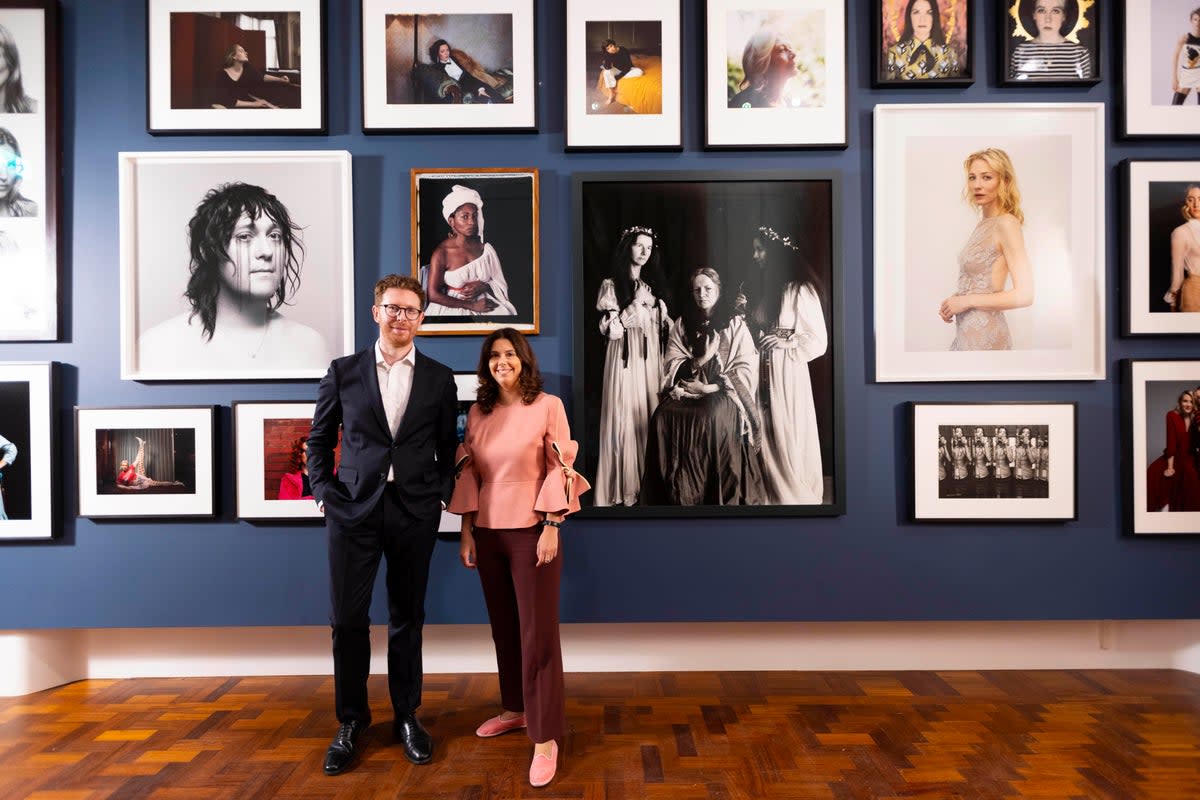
[374,273,427,308]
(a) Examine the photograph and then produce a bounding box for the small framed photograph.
[361,0,536,133]
[75,406,216,519]
[1000,0,1099,86]
[874,103,1105,382]
[437,372,478,533]
[233,401,327,520]
[146,0,326,134]
[1124,160,1200,334]
[118,150,354,381]
[0,1,60,341]
[1126,360,1200,535]
[1123,2,1200,137]
[572,170,844,517]
[565,0,682,151]
[0,362,56,541]
[703,0,847,149]
[911,402,1077,522]
[411,167,539,336]
[874,0,972,87]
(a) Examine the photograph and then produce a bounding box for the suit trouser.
[328,484,437,725]
[474,524,565,744]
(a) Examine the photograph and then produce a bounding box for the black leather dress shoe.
[394,713,433,764]
[323,720,366,776]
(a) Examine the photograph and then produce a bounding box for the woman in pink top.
[449,328,590,788]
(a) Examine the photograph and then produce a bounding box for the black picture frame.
[571,170,844,518]
[873,0,974,88]
[910,401,1078,523]
[999,0,1100,87]
[0,0,60,341]
[145,1,328,135]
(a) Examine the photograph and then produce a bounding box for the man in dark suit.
[308,274,459,776]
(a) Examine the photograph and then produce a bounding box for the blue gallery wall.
[1,0,1198,630]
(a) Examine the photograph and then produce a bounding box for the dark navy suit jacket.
[308,345,458,531]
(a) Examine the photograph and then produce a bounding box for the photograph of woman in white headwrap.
[411,169,539,334]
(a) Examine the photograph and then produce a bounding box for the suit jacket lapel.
[359,347,390,437]
[393,351,432,442]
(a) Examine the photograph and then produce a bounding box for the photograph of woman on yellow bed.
[585,20,663,115]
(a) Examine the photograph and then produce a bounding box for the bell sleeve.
[447,440,479,516]
[534,396,591,517]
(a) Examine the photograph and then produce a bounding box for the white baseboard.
[2,620,1198,697]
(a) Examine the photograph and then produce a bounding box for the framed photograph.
[1126,360,1200,534]
[0,1,59,341]
[1124,160,1200,334]
[874,0,972,87]
[361,0,536,133]
[703,0,846,149]
[572,170,844,518]
[146,0,326,134]
[411,167,538,336]
[565,0,682,151]
[0,362,55,541]
[873,103,1105,382]
[911,402,1077,522]
[118,150,354,381]
[1000,0,1099,86]
[1123,1,1200,137]
[234,401,321,520]
[75,406,216,519]
[438,372,478,532]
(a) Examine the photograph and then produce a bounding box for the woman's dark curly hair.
[428,38,450,63]
[288,435,308,472]
[184,182,304,341]
[608,226,665,313]
[475,328,543,413]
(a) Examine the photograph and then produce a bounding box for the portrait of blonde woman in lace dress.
[938,148,1034,351]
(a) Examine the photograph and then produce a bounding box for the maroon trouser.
[473,524,565,744]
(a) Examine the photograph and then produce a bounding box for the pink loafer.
[475,713,526,738]
[529,740,558,788]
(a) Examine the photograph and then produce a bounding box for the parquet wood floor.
[1,670,1198,799]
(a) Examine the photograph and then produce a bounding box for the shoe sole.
[476,723,527,738]
[403,751,433,765]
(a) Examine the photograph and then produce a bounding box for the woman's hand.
[459,530,476,568]
[939,295,970,323]
[536,525,559,566]
[694,332,720,368]
[458,280,487,300]
[1164,290,1178,307]
[759,333,795,353]
[468,296,497,313]
[606,318,625,340]
[1165,466,1176,478]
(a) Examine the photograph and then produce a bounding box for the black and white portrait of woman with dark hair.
[0,127,36,217]
[0,22,36,113]
[137,182,329,373]
[593,225,671,507]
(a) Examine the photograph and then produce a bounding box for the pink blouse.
[449,392,591,529]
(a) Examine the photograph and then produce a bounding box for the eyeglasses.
[376,304,422,320]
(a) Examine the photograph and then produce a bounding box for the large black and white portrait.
[119,151,354,381]
[0,2,56,342]
[874,103,1105,382]
[911,401,1076,522]
[573,171,843,518]
[147,0,326,133]
[411,167,538,335]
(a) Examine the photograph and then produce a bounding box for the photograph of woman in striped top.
[1005,0,1097,84]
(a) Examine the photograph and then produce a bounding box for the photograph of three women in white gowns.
[574,174,841,515]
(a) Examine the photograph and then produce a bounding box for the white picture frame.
[1122,1,1200,138]
[703,0,847,149]
[565,0,682,151]
[75,406,216,519]
[1126,359,1200,535]
[438,372,478,532]
[361,0,536,132]
[0,362,56,541]
[118,150,354,381]
[146,0,327,134]
[911,401,1077,522]
[233,401,321,520]
[873,103,1105,382]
